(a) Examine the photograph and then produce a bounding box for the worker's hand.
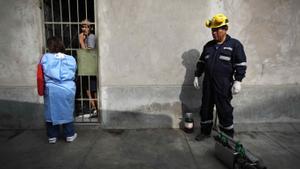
[193,77,200,89]
[232,81,241,95]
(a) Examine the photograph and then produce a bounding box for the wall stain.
[137,102,181,113]
[260,63,265,78]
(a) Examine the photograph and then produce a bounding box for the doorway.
[42,0,100,123]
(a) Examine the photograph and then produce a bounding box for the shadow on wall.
[178,50,300,127]
[179,49,202,128]
[102,110,173,129]
[0,99,44,129]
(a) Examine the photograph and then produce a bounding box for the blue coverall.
[195,35,247,136]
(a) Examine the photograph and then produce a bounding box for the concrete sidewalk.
[0,123,300,169]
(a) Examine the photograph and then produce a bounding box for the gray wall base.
[101,84,300,129]
[0,85,299,129]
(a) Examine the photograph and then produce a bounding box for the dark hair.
[47,36,65,53]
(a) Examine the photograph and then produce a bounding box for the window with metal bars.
[42,0,100,123]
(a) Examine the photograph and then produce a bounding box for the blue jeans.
[46,122,75,138]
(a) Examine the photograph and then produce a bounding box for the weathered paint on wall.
[224,0,300,85]
[98,0,300,86]
[0,0,43,128]
[97,0,300,128]
[0,0,43,87]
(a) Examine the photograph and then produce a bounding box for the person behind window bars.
[79,19,96,49]
[41,37,78,144]
[194,13,247,141]
[79,19,98,117]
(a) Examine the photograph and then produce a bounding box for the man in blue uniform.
[194,13,247,140]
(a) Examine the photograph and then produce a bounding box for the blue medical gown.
[41,53,77,125]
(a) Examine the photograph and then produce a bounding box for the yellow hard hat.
[205,13,229,28]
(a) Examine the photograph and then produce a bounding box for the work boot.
[195,133,210,141]
[219,128,234,138]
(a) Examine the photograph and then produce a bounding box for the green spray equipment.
[214,130,267,169]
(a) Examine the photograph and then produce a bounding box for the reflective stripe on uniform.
[219,124,234,130]
[205,55,210,59]
[235,62,247,66]
[200,120,213,124]
[198,60,205,63]
[219,55,231,61]
[223,47,233,51]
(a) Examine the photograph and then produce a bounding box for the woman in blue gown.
[41,37,77,144]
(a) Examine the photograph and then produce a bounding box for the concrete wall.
[0,0,299,129]
[97,0,210,128]
[98,0,300,128]
[0,0,44,128]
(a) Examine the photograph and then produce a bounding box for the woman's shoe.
[48,137,57,144]
[66,133,77,142]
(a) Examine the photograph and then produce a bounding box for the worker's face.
[211,27,227,42]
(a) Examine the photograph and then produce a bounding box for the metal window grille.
[42,0,100,123]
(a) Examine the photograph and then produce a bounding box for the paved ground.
[0,123,300,169]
